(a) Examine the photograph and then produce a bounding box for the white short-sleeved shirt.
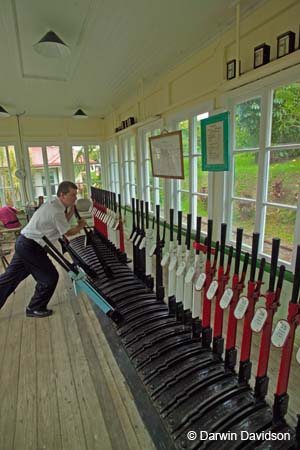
[21,197,70,246]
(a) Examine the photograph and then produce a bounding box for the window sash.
[0,145,20,207]
[26,145,63,201]
[227,82,300,269]
[119,135,136,205]
[72,144,101,197]
[173,112,210,229]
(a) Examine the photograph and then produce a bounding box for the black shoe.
[26,308,53,318]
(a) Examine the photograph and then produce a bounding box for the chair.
[0,239,11,271]
[76,198,93,221]
[0,226,22,241]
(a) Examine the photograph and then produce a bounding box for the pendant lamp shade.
[33,31,70,58]
[73,108,88,119]
[0,105,10,118]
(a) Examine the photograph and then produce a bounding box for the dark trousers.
[0,235,59,311]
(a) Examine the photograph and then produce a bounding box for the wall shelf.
[222,50,300,93]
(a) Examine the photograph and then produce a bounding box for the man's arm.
[64,219,86,237]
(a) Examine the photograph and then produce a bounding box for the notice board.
[201,112,229,171]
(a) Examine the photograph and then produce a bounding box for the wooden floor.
[0,268,156,450]
[1,246,300,450]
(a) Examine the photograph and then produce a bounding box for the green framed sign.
[201,112,230,171]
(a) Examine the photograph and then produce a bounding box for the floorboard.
[0,264,156,450]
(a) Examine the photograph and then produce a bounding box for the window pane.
[48,169,60,196]
[145,159,150,185]
[196,113,209,154]
[8,147,21,206]
[72,146,86,198]
[0,146,8,166]
[179,120,189,155]
[267,149,300,206]
[28,147,48,200]
[156,188,164,217]
[76,181,88,198]
[199,216,208,235]
[0,147,11,204]
[46,146,61,165]
[197,156,208,193]
[181,157,189,190]
[130,160,136,183]
[130,184,136,200]
[145,130,159,207]
[150,188,155,213]
[72,146,85,164]
[263,206,295,263]
[196,194,208,219]
[0,146,21,207]
[145,132,151,159]
[232,199,256,246]
[271,82,300,145]
[148,162,153,190]
[180,191,190,220]
[33,169,47,198]
[233,152,258,199]
[88,145,101,188]
[46,146,62,196]
[235,98,261,149]
[231,226,253,249]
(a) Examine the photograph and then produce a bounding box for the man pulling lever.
[0,181,86,317]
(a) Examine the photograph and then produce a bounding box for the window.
[230,97,261,247]
[173,111,209,231]
[140,126,163,215]
[107,140,120,195]
[195,114,209,226]
[119,135,136,205]
[72,145,102,198]
[27,145,63,202]
[177,120,190,222]
[228,81,300,267]
[0,145,21,207]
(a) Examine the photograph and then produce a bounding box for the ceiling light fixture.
[33,31,70,58]
[0,105,10,118]
[73,108,88,119]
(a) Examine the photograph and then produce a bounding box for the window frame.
[106,139,120,195]
[138,119,164,216]
[119,133,137,206]
[168,100,213,229]
[71,143,102,197]
[225,65,300,270]
[24,142,64,202]
[0,143,23,207]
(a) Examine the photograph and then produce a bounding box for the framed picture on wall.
[254,43,270,68]
[200,112,230,171]
[226,59,236,80]
[149,130,184,179]
[277,31,295,58]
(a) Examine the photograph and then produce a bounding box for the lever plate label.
[251,307,268,332]
[185,266,195,284]
[195,273,206,290]
[234,296,249,319]
[206,280,219,300]
[220,288,233,309]
[271,319,290,347]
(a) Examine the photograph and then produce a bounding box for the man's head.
[57,181,78,207]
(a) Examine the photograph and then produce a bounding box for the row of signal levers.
[61,189,300,450]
